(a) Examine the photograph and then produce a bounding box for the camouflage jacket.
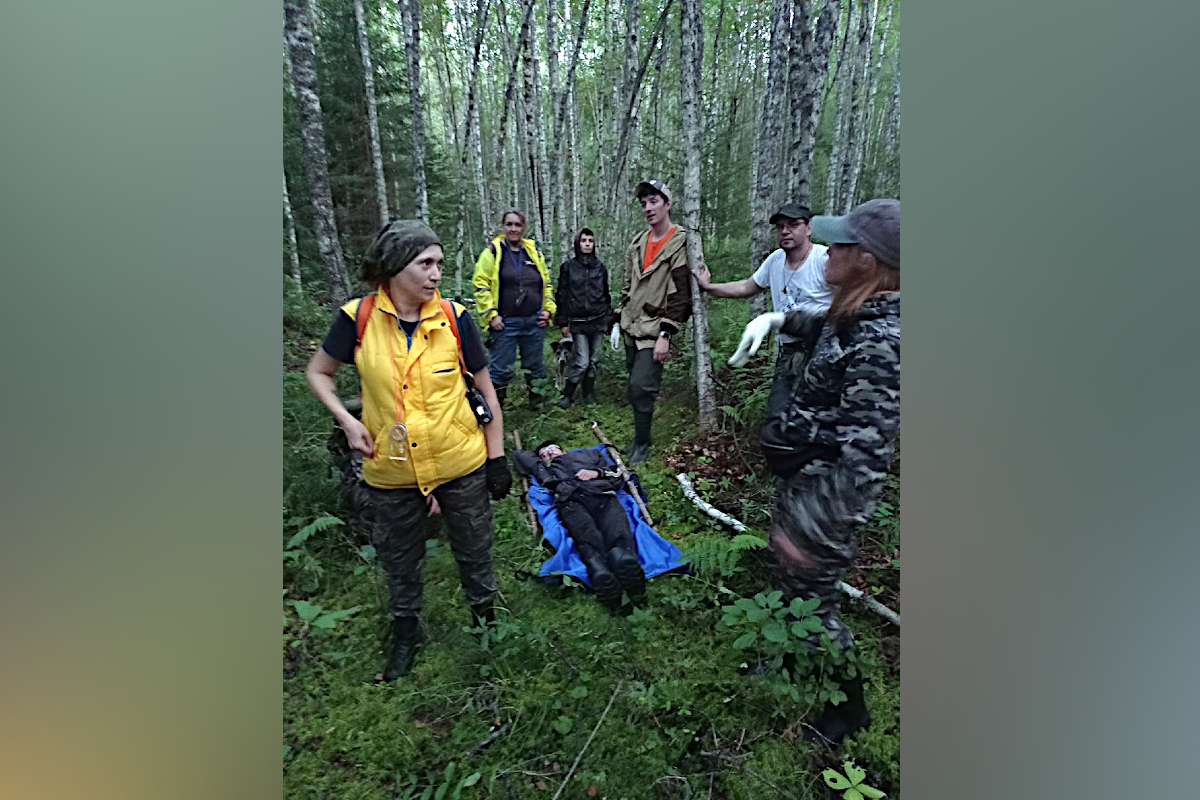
[768,292,900,538]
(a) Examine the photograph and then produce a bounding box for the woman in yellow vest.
[306,220,512,681]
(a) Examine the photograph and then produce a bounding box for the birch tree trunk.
[609,0,674,215]
[748,0,791,316]
[398,0,428,223]
[824,0,856,214]
[491,0,538,222]
[284,0,351,303]
[353,0,389,227]
[790,0,838,207]
[519,19,547,241]
[569,78,582,230]
[858,0,893,197]
[283,171,302,290]
[680,0,717,432]
[460,0,491,246]
[845,0,880,207]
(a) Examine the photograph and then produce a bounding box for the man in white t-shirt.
[695,203,833,418]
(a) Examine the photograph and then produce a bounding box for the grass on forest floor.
[283,249,900,800]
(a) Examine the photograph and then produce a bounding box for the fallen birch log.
[674,473,900,627]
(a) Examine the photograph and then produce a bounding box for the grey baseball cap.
[634,179,672,203]
[809,198,899,268]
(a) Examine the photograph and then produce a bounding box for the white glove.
[610,323,621,351]
[729,312,785,367]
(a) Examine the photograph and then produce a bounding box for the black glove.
[486,455,512,500]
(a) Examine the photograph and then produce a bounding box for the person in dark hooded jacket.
[729,198,900,747]
[554,228,615,408]
[513,441,647,612]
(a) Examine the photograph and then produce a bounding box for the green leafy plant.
[718,590,860,707]
[679,531,767,577]
[395,762,482,800]
[285,599,361,651]
[823,760,885,799]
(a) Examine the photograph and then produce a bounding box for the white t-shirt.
[751,245,833,343]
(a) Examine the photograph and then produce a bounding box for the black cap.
[768,203,813,224]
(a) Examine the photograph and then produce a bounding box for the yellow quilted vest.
[342,289,487,494]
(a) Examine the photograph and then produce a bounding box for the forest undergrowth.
[283,246,900,800]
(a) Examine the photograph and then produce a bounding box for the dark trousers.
[769,478,858,654]
[566,331,604,384]
[624,345,663,415]
[488,314,547,390]
[766,341,804,420]
[359,466,498,619]
[557,492,636,563]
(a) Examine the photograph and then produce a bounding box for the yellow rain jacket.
[471,236,556,328]
[342,288,487,494]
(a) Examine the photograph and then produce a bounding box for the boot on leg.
[494,386,508,411]
[626,410,653,464]
[609,547,647,607]
[803,673,871,747]
[379,616,420,682]
[581,375,597,405]
[469,599,496,633]
[580,551,623,613]
[558,380,578,409]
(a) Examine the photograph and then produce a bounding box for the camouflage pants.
[766,342,805,421]
[358,466,498,619]
[770,478,859,653]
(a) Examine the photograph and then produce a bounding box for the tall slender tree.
[399,0,428,222]
[748,0,791,315]
[284,0,351,302]
[681,0,716,431]
[284,171,302,290]
[353,0,389,227]
[789,0,838,206]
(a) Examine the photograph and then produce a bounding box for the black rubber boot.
[609,547,647,607]
[528,388,545,413]
[380,616,420,682]
[626,411,653,464]
[494,386,508,411]
[581,376,597,405]
[802,674,871,747]
[581,552,623,613]
[469,600,496,634]
[558,381,578,409]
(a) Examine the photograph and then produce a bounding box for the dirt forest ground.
[283,250,900,800]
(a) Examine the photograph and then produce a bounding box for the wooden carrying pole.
[511,430,541,541]
[591,422,654,528]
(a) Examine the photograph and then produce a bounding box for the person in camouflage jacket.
[729,198,900,747]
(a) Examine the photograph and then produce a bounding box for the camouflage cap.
[810,198,899,269]
[361,219,442,284]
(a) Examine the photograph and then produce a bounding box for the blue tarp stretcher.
[528,444,689,586]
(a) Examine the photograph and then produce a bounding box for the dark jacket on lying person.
[512,447,627,503]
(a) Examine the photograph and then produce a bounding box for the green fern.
[285,514,343,550]
[680,531,767,577]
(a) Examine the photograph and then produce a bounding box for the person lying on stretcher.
[512,441,648,613]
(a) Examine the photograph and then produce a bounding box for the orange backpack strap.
[354,294,377,354]
[441,299,469,375]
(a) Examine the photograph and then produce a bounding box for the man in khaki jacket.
[610,179,694,463]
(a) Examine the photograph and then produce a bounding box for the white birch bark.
[845,0,880,207]
[824,0,857,214]
[491,0,538,221]
[681,0,717,432]
[398,0,428,223]
[353,0,389,227]
[859,0,893,195]
[460,0,491,245]
[791,0,838,207]
[749,0,791,317]
[284,0,351,303]
[569,78,582,230]
[283,171,302,290]
[609,0,674,214]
